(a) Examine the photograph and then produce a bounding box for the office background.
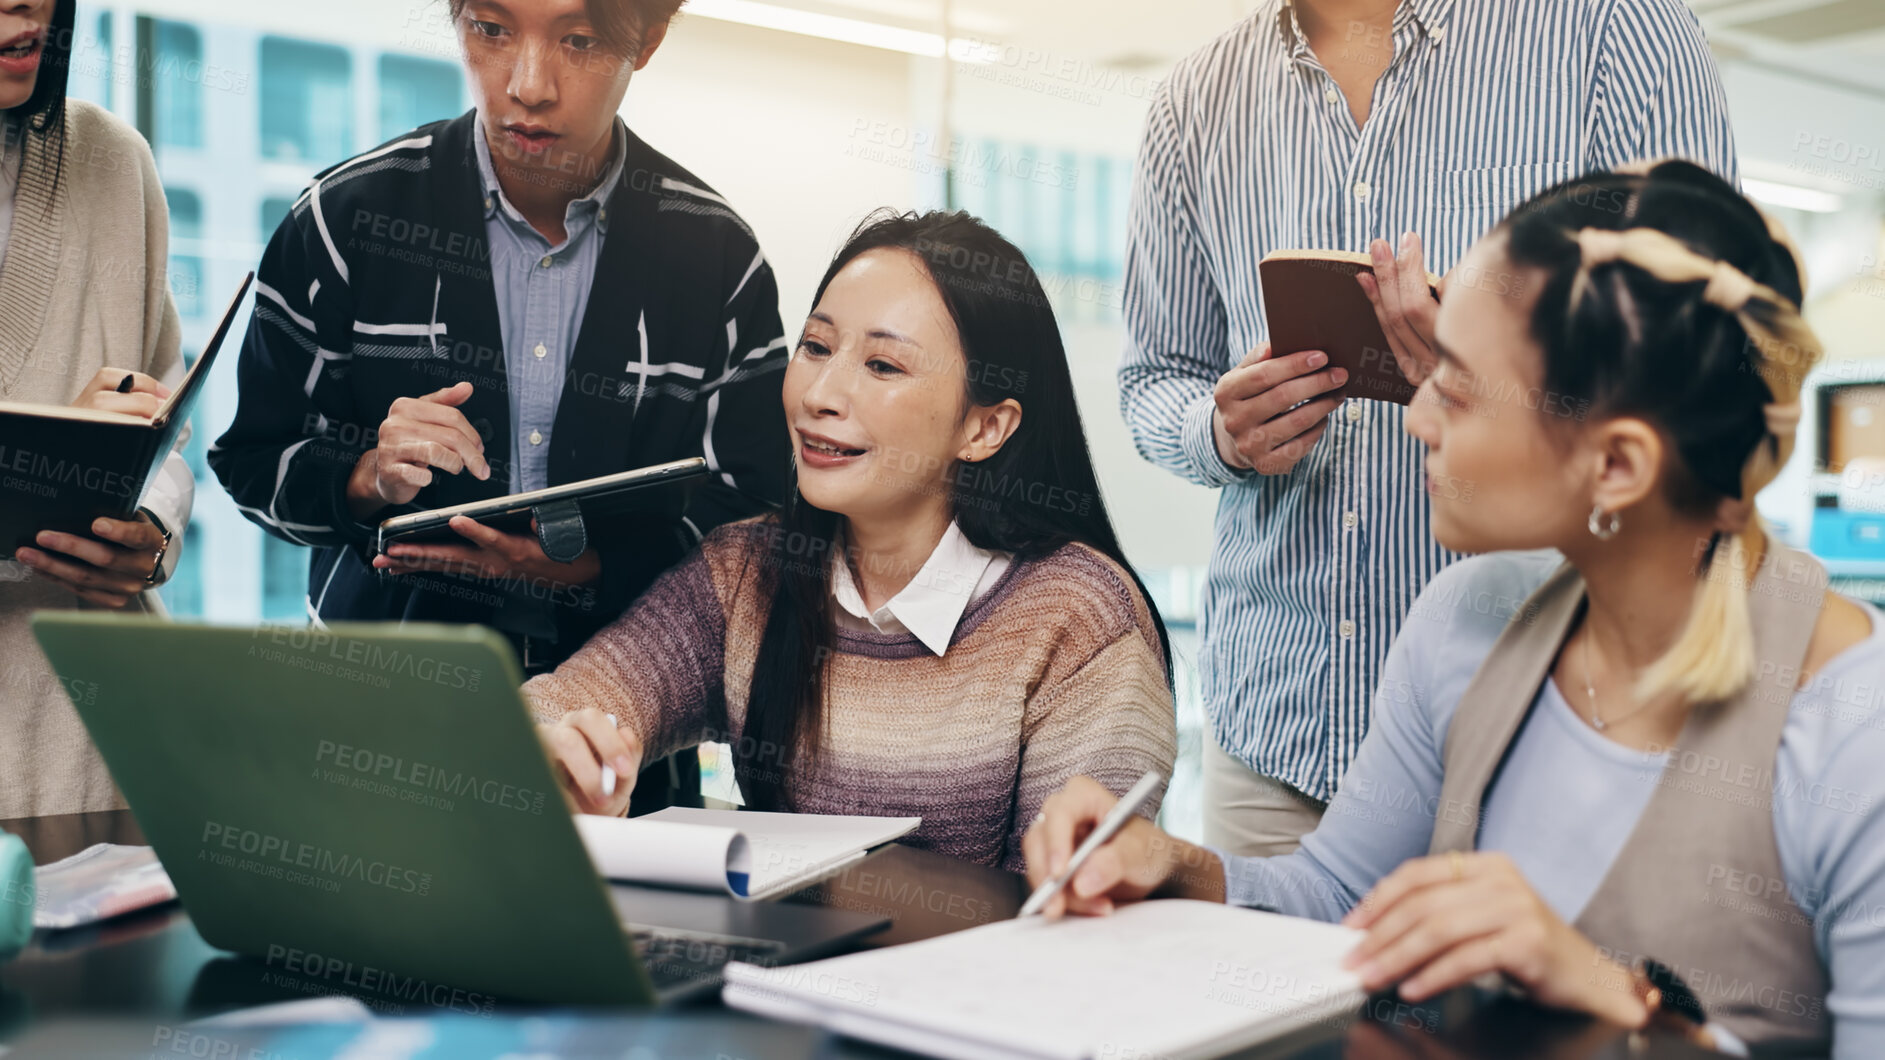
[74,0,1885,839]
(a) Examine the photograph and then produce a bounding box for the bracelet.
[139,508,174,586]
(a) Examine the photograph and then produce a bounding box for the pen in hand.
[1018,769,1163,918]
[598,712,619,801]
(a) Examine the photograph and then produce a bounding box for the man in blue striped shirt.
[1119,0,1737,854]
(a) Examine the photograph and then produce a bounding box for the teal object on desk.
[0,833,31,954]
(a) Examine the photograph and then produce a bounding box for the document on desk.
[722,899,1367,1060]
[575,807,920,901]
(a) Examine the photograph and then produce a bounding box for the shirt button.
[1343,511,1358,529]
[1352,181,1371,200]
[1431,25,1446,43]
[533,342,547,360]
[539,256,553,269]
[1339,619,1356,639]
[1324,86,1339,105]
[528,430,543,446]
[483,196,494,210]
[1346,401,1364,423]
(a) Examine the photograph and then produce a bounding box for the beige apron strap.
[1572,544,1830,1046]
[1427,561,1586,855]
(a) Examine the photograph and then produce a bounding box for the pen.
[1018,769,1163,918]
[115,373,135,394]
[598,713,619,798]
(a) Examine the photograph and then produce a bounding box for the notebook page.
[724,900,1365,1060]
[573,816,742,893]
[641,807,920,899]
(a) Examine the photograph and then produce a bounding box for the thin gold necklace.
[1581,632,1657,732]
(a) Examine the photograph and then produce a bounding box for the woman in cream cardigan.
[0,0,193,817]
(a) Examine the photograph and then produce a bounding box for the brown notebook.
[1257,249,1439,407]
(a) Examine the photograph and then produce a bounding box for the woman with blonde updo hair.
[1024,161,1885,1057]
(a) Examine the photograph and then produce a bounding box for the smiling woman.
[526,211,1179,871]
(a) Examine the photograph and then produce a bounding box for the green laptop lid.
[30,612,654,1007]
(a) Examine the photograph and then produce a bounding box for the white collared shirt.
[831,522,1012,657]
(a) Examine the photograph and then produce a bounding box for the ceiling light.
[684,0,985,60]
[1742,176,1845,213]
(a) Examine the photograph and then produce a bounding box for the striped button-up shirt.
[474,116,628,495]
[1119,0,1737,799]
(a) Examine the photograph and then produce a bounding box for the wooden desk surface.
[0,810,1728,1060]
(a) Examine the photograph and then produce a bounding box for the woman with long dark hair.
[1,0,194,816]
[1025,161,1885,1054]
[527,210,1176,869]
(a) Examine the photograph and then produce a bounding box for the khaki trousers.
[1201,741,1327,857]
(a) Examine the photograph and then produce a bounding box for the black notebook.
[374,456,709,563]
[0,273,254,559]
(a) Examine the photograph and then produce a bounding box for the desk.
[0,811,1728,1060]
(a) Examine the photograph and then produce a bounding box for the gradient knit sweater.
[524,519,1177,871]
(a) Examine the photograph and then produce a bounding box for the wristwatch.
[1628,958,1716,1050]
[138,507,173,586]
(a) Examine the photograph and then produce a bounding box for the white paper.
[575,808,920,899]
[723,900,1367,1060]
[572,816,747,893]
[33,843,177,929]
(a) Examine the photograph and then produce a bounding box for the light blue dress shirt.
[472,115,628,493]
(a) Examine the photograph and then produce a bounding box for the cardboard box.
[1826,384,1885,473]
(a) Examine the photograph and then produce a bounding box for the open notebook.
[722,900,1367,1060]
[575,807,920,901]
[0,273,253,557]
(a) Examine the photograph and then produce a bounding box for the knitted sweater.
[524,519,1178,871]
[0,100,189,817]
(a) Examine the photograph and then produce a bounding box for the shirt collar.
[1273,0,1454,53]
[472,113,629,236]
[831,521,998,657]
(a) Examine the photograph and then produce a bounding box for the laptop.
[30,614,890,1006]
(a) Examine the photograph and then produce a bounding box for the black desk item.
[373,456,708,563]
[27,615,885,1008]
[0,273,254,558]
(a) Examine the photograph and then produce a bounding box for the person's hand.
[71,368,171,418]
[1211,342,1348,475]
[15,513,169,607]
[1355,232,1443,389]
[1341,851,1650,1028]
[540,708,641,816]
[1020,776,1225,919]
[372,514,602,587]
[345,382,492,520]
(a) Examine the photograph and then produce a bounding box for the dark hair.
[13,0,74,209]
[1496,159,1822,704]
[446,0,685,56]
[736,209,1173,810]
[1500,160,1803,517]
